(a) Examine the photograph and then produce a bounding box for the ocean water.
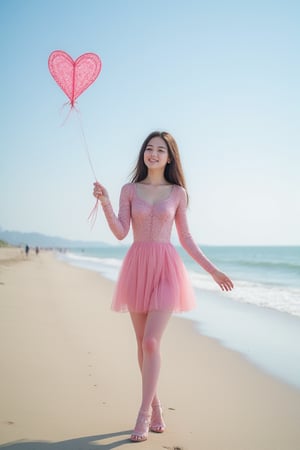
[58,245,300,390]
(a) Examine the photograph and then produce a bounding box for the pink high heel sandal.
[150,403,166,433]
[130,410,151,442]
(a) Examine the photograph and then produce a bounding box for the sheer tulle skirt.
[111,242,196,313]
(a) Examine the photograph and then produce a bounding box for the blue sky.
[0,0,299,245]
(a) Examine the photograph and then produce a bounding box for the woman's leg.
[130,313,161,406]
[130,311,171,409]
[140,311,172,411]
[130,312,147,374]
[130,311,171,440]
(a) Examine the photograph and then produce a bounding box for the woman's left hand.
[212,270,234,291]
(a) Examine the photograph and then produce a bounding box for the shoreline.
[182,289,300,391]
[1,249,300,449]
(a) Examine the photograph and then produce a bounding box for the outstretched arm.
[175,187,234,291]
[93,182,131,240]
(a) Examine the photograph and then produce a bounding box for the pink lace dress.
[101,183,217,313]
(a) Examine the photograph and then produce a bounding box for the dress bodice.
[131,185,179,242]
[101,183,217,274]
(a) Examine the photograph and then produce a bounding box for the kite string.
[59,103,98,181]
[73,107,100,227]
[74,107,98,181]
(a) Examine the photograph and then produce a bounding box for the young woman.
[93,131,234,442]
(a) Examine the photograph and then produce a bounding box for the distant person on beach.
[35,246,39,255]
[25,245,29,257]
[93,131,234,442]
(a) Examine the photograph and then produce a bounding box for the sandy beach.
[1,248,300,450]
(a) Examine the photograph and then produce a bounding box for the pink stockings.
[130,310,172,413]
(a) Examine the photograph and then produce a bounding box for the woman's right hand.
[93,182,109,203]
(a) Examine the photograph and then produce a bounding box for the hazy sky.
[1,0,299,245]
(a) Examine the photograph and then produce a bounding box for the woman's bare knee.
[142,336,159,355]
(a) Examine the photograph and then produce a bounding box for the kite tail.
[88,198,100,229]
[60,102,75,126]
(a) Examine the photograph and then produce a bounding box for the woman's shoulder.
[173,184,187,196]
[120,182,135,196]
[173,184,186,192]
[172,184,188,206]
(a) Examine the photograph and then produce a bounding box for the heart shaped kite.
[48,50,102,226]
[48,50,102,106]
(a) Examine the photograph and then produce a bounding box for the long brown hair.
[130,131,188,199]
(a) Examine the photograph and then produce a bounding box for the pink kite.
[48,50,102,106]
[48,50,102,226]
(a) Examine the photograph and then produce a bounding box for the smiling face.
[131,131,187,194]
[143,136,170,171]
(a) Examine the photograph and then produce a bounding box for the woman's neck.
[142,172,168,186]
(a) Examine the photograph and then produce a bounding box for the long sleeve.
[101,184,132,240]
[175,187,218,274]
